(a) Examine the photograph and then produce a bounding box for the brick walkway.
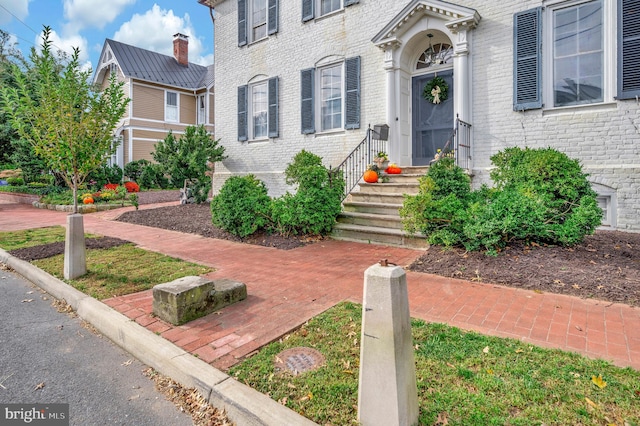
[1,200,638,371]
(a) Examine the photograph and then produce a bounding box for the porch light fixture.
[417,33,452,69]
[424,34,436,66]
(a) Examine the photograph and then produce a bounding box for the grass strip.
[32,244,212,300]
[229,302,640,425]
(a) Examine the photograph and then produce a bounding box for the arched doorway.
[371,0,480,167]
[411,35,454,165]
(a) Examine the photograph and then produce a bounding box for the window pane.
[253,0,267,40]
[252,83,268,138]
[320,65,342,131]
[320,0,341,15]
[166,92,177,106]
[553,1,602,107]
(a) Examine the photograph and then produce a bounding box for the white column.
[381,42,403,165]
[452,29,471,123]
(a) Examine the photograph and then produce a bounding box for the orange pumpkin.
[363,170,378,183]
[385,165,402,174]
[83,197,94,204]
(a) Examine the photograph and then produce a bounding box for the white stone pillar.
[64,213,86,280]
[452,29,471,123]
[379,41,404,166]
[357,262,418,426]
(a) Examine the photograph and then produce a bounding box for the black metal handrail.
[330,125,387,200]
[432,115,472,170]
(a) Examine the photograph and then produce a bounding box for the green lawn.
[230,302,640,425]
[0,227,212,300]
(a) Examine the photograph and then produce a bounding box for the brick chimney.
[173,33,189,66]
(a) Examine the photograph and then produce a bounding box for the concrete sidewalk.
[1,200,639,421]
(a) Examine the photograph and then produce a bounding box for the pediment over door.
[371,0,480,49]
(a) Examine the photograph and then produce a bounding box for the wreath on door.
[422,76,449,104]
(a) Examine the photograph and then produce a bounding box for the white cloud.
[35,28,90,65]
[63,0,136,31]
[0,0,31,25]
[113,4,211,65]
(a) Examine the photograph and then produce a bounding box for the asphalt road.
[0,266,193,426]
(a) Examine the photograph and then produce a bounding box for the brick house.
[198,0,640,232]
[93,34,215,168]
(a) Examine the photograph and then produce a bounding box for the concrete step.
[381,173,426,184]
[358,182,419,195]
[348,192,406,204]
[337,211,404,230]
[331,223,429,250]
[342,201,403,216]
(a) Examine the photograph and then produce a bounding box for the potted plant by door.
[373,152,389,170]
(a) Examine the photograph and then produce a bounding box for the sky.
[0,0,215,73]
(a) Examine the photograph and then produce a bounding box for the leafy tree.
[0,26,130,213]
[0,29,26,166]
[152,125,226,203]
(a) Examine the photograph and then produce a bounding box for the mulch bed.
[9,237,130,262]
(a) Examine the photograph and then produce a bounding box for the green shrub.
[271,166,344,236]
[6,176,24,186]
[139,163,169,190]
[271,151,344,236]
[124,159,150,182]
[401,148,602,253]
[211,175,270,238]
[152,125,226,201]
[488,147,601,246]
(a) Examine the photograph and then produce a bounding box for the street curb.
[0,248,317,426]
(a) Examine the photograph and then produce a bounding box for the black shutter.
[238,0,247,47]
[513,8,542,110]
[301,68,315,134]
[268,0,279,35]
[302,0,314,22]
[238,85,248,141]
[344,56,361,130]
[344,0,359,6]
[268,77,279,138]
[618,0,640,99]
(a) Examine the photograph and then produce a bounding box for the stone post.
[64,213,86,279]
[357,261,418,426]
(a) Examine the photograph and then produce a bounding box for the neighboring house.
[93,34,215,168]
[198,0,640,232]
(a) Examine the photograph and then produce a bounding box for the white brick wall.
[211,0,640,231]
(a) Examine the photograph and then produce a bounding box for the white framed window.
[165,91,179,122]
[300,56,360,134]
[252,0,268,41]
[238,0,278,46]
[302,0,358,22]
[320,0,341,16]
[548,0,605,107]
[251,82,269,139]
[197,95,206,124]
[319,63,343,131]
[238,77,279,141]
[513,0,622,111]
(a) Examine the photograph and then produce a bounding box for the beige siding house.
[94,34,215,168]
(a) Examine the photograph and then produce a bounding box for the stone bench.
[152,276,247,325]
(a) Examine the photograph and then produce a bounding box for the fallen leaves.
[143,367,233,426]
[34,382,45,391]
[592,374,607,389]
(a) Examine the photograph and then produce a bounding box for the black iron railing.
[432,115,472,170]
[330,126,387,200]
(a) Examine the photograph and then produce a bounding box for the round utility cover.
[274,347,325,375]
